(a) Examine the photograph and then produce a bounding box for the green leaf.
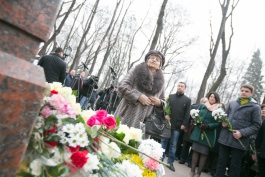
[44,134,61,142]
[62,118,79,125]
[115,117,121,127]
[114,132,125,141]
[76,115,85,124]
[44,115,57,130]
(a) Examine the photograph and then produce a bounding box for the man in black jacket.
[38,47,66,84]
[161,81,191,171]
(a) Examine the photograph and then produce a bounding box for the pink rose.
[86,115,101,127]
[96,110,107,123]
[41,105,52,118]
[144,155,159,170]
[103,116,116,130]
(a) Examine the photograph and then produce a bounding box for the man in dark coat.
[216,84,262,177]
[79,75,99,110]
[95,85,114,111]
[161,81,191,171]
[64,69,75,87]
[255,104,265,177]
[38,47,66,84]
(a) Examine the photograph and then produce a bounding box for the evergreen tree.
[242,49,264,103]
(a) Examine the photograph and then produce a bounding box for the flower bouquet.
[17,82,166,177]
[212,108,246,150]
[190,109,212,148]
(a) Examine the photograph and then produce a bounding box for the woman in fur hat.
[114,50,166,129]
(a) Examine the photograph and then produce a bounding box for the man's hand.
[165,115,170,120]
[180,125,185,130]
[233,130,242,139]
[138,94,152,106]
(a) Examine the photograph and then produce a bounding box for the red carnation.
[50,90,58,96]
[44,125,57,135]
[70,150,89,168]
[68,145,80,153]
[45,141,58,147]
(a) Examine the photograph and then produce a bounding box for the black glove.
[201,124,209,130]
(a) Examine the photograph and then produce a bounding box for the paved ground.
[162,158,212,177]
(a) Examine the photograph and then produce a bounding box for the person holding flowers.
[188,92,221,177]
[215,84,262,177]
[114,50,166,130]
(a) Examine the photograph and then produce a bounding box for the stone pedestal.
[0,0,62,176]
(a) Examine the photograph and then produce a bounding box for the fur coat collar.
[134,62,164,95]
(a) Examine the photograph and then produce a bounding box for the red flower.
[86,115,101,127]
[50,90,58,96]
[70,150,89,168]
[103,116,117,130]
[45,141,58,147]
[96,110,108,123]
[68,145,80,153]
[44,125,57,135]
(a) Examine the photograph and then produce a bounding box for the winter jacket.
[38,53,66,84]
[190,104,220,148]
[218,98,262,151]
[114,62,165,129]
[256,119,265,158]
[168,93,191,130]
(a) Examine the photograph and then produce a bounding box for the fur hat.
[145,50,165,66]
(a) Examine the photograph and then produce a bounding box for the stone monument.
[0,0,62,176]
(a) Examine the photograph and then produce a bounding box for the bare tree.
[88,0,122,75]
[196,0,240,104]
[69,0,100,71]
[149,0,168,50]
[38,0,77,55]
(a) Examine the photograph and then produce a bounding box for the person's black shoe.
[188,163,191,168]
[179,160,185,164]
[168,164,175,172]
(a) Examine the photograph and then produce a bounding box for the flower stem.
[98,130,170,167]
[202,131,212,148]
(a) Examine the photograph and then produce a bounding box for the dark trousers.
[215,144,245,177]
[180,139,192,164]
[258,156,265,177]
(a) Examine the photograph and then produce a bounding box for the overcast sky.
[125,0,265,99]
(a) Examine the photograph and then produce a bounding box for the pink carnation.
[86,115,102,127]
[49,94,66,110]
[41,105,52,118]
[144,155,160,170]
[96,110,107,123]
[103,116,117,130]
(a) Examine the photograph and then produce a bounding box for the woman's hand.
[138,94,152,106]
[149,96,161,107]
[222,122,228,127]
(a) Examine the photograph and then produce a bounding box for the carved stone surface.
[0,0,62,176]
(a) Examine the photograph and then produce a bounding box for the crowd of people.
[37,47,121,113]
[38,48,265,177]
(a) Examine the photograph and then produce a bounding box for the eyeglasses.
[148,56,161,63]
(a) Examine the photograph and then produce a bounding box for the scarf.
[204,101,220,112]
[239,97,251,105]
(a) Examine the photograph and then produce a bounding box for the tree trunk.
[89,0,121,75]
[97,1,132,78]
[196,0,231,104]
[69,0,100,71]
[149,0,168,50]
[38,0,76,56]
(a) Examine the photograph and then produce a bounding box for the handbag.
[144,104,171,139]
